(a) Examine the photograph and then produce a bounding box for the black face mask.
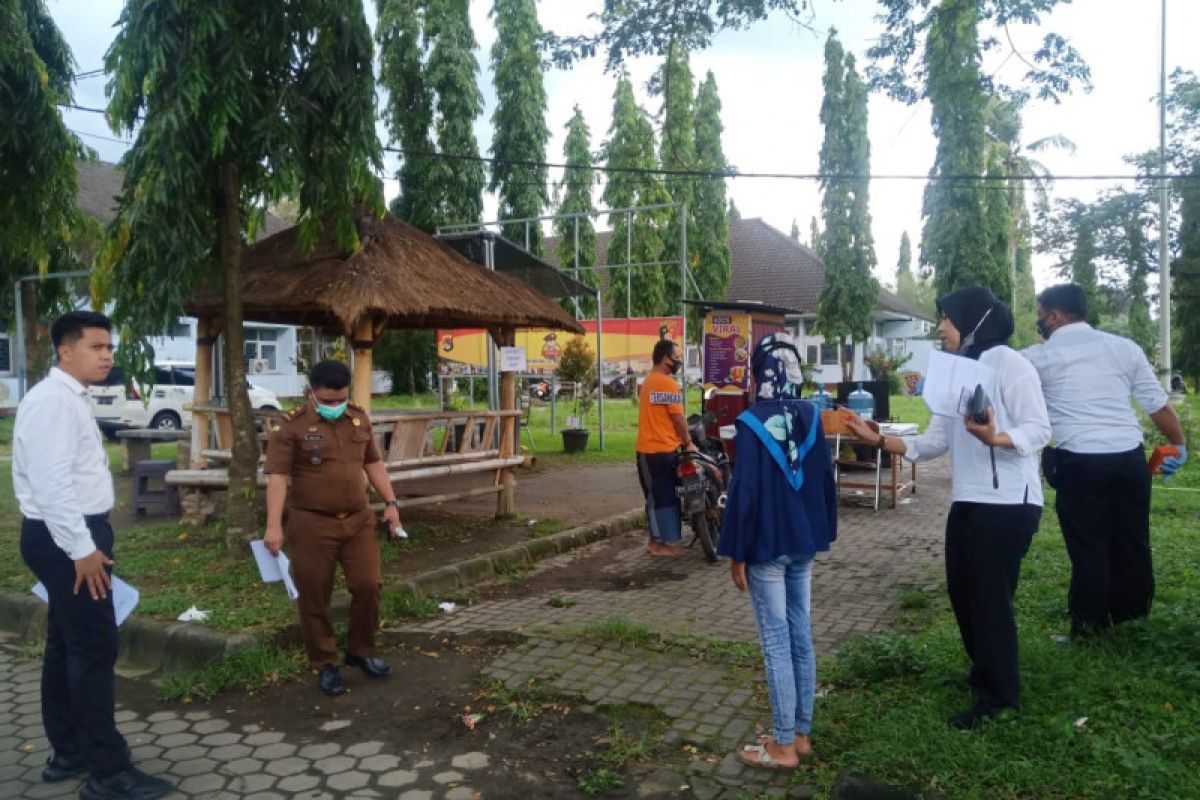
[1036,316,1052,340]
[666,357,680,375]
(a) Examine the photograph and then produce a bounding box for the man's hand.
[964,407,997,446]
[1162,444,1188,484]
[73,551,113,600]
[731,561,747,592]
[685,441,699,453]
[263,525,285,556]
[381,505,402,532]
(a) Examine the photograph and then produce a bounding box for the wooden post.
[496,326,517,518]
[351,317,375,414]
[192,316,218,468]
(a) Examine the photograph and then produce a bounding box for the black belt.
[292,508,367,520]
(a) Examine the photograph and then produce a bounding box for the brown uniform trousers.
[265,402,384,668]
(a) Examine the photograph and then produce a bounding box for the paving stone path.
[0,640,495,799]
[399,459,953,798]
[0,459,952,799]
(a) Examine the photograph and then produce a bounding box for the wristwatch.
[384,500,399,508]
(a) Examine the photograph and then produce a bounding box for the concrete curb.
[0,507,646,673]
[0,591,259,674]
[388,507,646,599]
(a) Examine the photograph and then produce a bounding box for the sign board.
[437,317,684,374]
[499,346,527,372]
[702,312,752,391]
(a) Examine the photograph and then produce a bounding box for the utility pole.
[1158,0,1172,389]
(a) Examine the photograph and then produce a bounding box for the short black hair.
[309,360,352,390]
[51,310,112,350]
[1037,284,1088,320]
[652,339,678,365]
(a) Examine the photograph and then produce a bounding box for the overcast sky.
[54,0,1200,292]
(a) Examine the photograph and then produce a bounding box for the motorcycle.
[675,407,732,563]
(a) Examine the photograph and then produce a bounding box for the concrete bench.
[115,428,187,473]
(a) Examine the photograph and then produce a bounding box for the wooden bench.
[167,409,522,522]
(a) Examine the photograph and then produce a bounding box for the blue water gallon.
[848,382,875,420]
[808,387,833,410]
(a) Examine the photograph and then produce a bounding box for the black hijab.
[936,287,1014,360]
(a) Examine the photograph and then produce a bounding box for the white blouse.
[901,346,1051,506]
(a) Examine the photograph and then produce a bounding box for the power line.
[70,128,132,146]
[71,68,106,80]
[59,101,1197,183]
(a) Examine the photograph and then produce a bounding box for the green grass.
[380,591,440,622]
[577,768,624,795]
[574,615,658,648]
[801,484,1200,798]
[157,647,304,702]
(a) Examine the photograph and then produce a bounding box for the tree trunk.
[218,160,259,551]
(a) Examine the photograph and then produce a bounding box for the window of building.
[0,336,10,373]
[806,345,819,365]
[244,327,279,372]
[820,344,840,365]
[168,320,192,339]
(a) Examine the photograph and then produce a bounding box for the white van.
[90,361,282,438]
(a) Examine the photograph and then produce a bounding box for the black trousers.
[20,515,131,779]
[1055,446,1154,633]
[945,501,1040,712]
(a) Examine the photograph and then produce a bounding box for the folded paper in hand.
[922,351,996,418]
[31,576,139,626]
[249,540,300,600]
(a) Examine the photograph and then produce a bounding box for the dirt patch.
[402,461,643,527]
[116,632,672,799]
[472,529,709,603]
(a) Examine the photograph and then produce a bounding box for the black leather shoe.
[948,706,994,730]
[344,652,392,678]
[80,767,172,800]
[318,664,346,696]
[42,752,86,782]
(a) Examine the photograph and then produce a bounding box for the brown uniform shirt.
[264,402,382,515]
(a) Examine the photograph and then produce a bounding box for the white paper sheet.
[31,576,140,626]
[249,540,300,600]
[922,350,996,418]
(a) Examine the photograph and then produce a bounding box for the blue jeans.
[747,554,815,743]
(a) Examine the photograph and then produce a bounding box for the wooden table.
[115,428,187,472]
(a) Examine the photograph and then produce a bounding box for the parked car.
[90,361,282,438]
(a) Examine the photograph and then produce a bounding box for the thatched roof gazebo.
[180,211,588,517]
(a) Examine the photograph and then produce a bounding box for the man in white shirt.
[14,311,171,800]
[1024,284,1188,637]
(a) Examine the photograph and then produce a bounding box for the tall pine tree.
[919,0,1002,296]
[655,41,696,315]
[896,230,915,295]
[378,0,439,232]
[1175,157,1200,387]
[602,75,668,317]
[426,0,484,226]
[489,0,549,251]
[690,70,731,335]
[554,107,599,317]
[816,33,879,382]
[1067,213,1101,326]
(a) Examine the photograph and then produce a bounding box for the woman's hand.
[964,406,997,446]
[731,562,747,591]
[842,414,880,445]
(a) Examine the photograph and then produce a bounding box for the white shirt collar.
[1051,321,1092,338]
[49,366,89,397]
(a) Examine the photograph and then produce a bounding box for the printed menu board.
[703,312,752,391]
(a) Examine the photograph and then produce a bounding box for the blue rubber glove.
[1162,444,1188,484]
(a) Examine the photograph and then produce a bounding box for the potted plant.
[554,337,596,453]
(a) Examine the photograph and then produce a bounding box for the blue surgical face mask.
[315,401,348,421]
